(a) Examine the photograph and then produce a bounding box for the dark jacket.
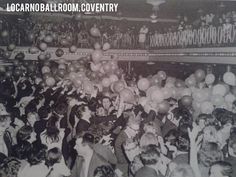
[70,144,117,177]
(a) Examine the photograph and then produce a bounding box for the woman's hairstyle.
[46,115,59,127]
[45,147,62,167]
[169,164,195,177]
[0,157,21,177]
[93,165,115,177]
[95,105,105,113]
[99,96,112,104]
[0,153,7,165]
[140,144,160,165]
[82,132,95,144]
[195,114,215,126]
[38,106,50,120]
[12,141,32,160]
[54,102,67,115]
[176,133,190,152]
[42,126,60,144]
[172,107,192,121]
[213,108,234,126]
[78,104,89,117]
[16,125,33,142]
[0,115,11,124]
[198,142,223,167]
[87,98,98,112]
[27,142,48,166]
[24,102,37,115]
[211,161,232,176]
[164,129,179,145]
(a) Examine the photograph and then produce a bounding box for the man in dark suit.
[114,112,141,177]
[70,133,117,177]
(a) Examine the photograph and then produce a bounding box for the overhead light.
[150,13,157,19]
[146,0,166,7]
[147,61,155,65]
[219,2,225,8]
[84,11,94,15]
[151,19,158,23]
[150,11,158,23]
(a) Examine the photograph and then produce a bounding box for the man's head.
[140,145,160,166]
[198,142,223,167]
[74,133,95,156]
[101,97,111,110]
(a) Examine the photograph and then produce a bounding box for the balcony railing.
[149,25,236,49]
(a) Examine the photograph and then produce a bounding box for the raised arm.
[188,123,203,177]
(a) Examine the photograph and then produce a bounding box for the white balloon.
[109,74,119,83]
[212,84,227,96]
[223,72,236,86]
[225,93,236,103]
[205,74,215,85]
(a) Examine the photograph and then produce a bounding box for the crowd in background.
[2,10,236,49]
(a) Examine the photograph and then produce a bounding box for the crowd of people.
[0,15,149,49]
[2,10,236,50]
[0,46,236,177]
[1,8,236,177]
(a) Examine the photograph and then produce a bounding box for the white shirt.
[0,136,8,156]
[18,162,50,177]
[48,160,71,177]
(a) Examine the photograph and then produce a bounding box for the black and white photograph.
[1,0,236,177]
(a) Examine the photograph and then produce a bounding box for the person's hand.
[158,136,164,146]
[68,98,85,107]
[67,87,76,95]
[158,136,168,155]
[188,122,203,151]
[188,123,201,142]
[115,168,123,177]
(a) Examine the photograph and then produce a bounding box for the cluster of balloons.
[2,24,236,118]
[40,58,88,88]
[189,69,236,114]
[90,49,136,103]
[136,68,236,115]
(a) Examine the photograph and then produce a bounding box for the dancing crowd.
[0,52,236,177]
[1,7,236,177]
